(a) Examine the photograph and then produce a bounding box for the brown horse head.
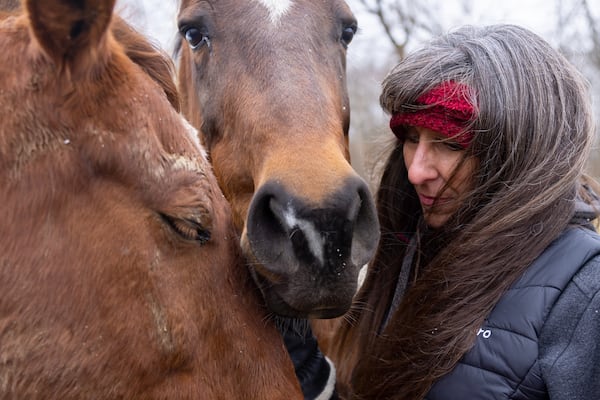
[175,0,380,319]
[0,0,301,397]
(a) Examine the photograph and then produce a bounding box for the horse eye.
[183,27,210,50]
[161,213,211,244]
[341,25,356,47]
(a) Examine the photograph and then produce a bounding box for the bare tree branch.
[581,0,600,68]
[357,0,443,60]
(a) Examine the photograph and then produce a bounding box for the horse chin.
[248,265,355,319]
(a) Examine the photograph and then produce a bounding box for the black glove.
[280,319,338,400]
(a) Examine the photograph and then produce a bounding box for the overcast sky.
[115,0,580,59]
[115,0,600,90]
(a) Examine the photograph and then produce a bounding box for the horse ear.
[25,0,116,65]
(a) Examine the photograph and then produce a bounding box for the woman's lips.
[418,193,451,207]
[418,193,436,207]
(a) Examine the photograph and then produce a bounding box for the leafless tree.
[553,0,600,175]
[581,0,600,69]
[356,0,446,60]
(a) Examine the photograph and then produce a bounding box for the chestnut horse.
[175,0,380,319]
[0,0,302,398]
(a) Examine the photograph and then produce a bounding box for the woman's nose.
[406,143,438,185]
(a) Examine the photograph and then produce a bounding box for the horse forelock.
[112,16,181,111]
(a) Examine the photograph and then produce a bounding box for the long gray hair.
[328,24,596,399]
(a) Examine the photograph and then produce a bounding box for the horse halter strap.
[389,81,475,149]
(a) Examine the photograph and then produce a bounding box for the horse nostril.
[246,185,308,274]
[350,180,381,267]
[253,193,286,242]
[247,183,331,274]
[269,196,327,267]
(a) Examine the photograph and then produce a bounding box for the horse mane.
[0,1,180,112]
[111,16,181,112]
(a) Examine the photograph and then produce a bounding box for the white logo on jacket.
[477,328,492,339]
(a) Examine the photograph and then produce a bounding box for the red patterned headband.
[389,81,475,148]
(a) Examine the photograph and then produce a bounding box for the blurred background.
[116,0,600,189]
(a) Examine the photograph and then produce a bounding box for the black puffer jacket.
[427,224,600,399]
[281,321,337,400]
[286,198,600,400]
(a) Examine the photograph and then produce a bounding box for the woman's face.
[403,126,477,228]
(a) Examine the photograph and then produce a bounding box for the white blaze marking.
[283,205,324,266]
[254,0,292,24]
[357,264,368,289]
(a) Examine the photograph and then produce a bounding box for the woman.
[325,24,600,399]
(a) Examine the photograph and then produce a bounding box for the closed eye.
[160,213,211,244]
[432,137,464,152]
[443,140,464,151]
